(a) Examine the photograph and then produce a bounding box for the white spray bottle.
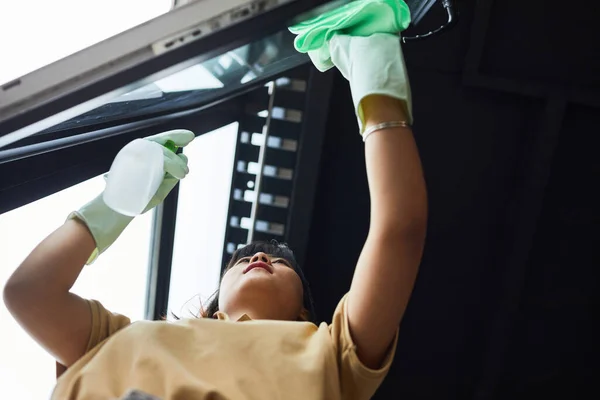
[103,138,178,217]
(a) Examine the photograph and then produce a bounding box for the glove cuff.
[355,90,413,134]
[339,33,413,133]
[68,195,133,264]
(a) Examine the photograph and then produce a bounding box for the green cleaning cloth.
[288,0,411,72]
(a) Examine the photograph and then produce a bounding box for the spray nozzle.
[164,140,178,153]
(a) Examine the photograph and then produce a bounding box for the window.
[26,29,302,138]
[0,0,172,85]
[0,176,153,398]
[167,123,238,318]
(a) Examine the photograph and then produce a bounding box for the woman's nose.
[250,252,270,264]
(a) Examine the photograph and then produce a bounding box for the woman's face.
[218,251,305,321]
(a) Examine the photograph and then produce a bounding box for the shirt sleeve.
[56,299,131,379]
[329,293,399,400]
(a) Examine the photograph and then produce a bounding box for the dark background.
[304,0,599,398]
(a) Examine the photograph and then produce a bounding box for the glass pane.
[0,176,153,398]
[167,123,238,318]
[26,28,307,141]
[0,0,172,85]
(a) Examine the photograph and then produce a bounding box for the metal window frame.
[0,96,245,215]
[0,0,334,147]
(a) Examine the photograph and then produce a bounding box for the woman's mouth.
[243,261,273,274]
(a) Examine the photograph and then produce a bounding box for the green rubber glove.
[69,129,195,264]
[289,0,411,71]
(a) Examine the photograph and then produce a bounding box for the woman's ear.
[297,308,310,322]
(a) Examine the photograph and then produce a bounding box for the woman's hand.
[329,33,412,132]
[73,129,194,264]
[140,129,195,211]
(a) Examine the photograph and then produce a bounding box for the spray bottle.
[103,139,179,216]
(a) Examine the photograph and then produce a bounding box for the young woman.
[3,33,427,400]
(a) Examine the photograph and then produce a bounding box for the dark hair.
[172,241,316,323]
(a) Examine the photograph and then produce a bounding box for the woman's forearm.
[346,95,428,368]
[361,95,427,235]
[5,218,95,293]
[3,218,96,367]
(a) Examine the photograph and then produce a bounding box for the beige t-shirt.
[52,294,397,400]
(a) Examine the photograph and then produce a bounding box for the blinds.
[221,66,309,265]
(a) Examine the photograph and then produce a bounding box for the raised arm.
[3,130,194,368]
[3,219,97,367]
[347,95,427,368]
[319,32,427,368]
